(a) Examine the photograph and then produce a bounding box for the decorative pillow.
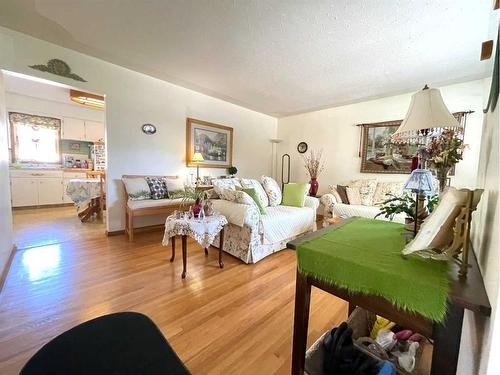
[145,177,168,200]
[346,187,362,205]
[403,187,468,255]
[205,188,220,200]
[328,185,343,204]
[372,182,405,205]
[165,178,185,199]
[282,183,309,208]
[240,178,269,207]
[350,179,377,206]
[238,187,266,214]
[122,177,151,201]
[212,178,242,196]
[261,176,282,206]
[220,188,256,206]
[336,185,350,204]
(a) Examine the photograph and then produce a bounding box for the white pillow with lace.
[261,176,282,206]
[346,187,362,205]
[350,179,377,206]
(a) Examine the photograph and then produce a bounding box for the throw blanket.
[296,218,450,322]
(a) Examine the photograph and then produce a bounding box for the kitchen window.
[9,112,62,164]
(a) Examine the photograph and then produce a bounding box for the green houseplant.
[375,193,439,223]
[227,166,238,176]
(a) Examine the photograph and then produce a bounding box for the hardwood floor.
[12,206,105,250]
[0,213,347,374]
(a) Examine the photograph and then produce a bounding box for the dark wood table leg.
[170,236,176,262]
[218,227,224,268]
[181,235,187,279]
[431,303,465,375]
[204,248,208,256]
[291,270,312,375]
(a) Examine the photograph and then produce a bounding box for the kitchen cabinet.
[84,121,105,142]
[11,178,38,207]
[38,178,64,205]
[62,117,85,141]
[62,117,104,142]
[10,170,66,207]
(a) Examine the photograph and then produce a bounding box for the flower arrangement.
[302,149,326,179]
[418,130,466,191]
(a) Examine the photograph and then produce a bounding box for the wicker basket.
[305,307,431,375]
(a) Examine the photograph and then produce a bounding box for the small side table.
[162,214,228,278]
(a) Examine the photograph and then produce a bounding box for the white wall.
[0,72,13,277]
[0,27,277,232]
[277,80,485,192]
[457,75,499,374]
[4,74,105,124]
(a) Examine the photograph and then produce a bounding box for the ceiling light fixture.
[70,89,105,109]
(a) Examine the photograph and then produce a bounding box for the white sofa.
[210,178,319,264]
[320,180,407,224]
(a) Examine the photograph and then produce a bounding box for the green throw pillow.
[282,183,308,207]
[237,187,266,215]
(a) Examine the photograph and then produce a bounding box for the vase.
[309,178,319,197]
[192,198,202,217]
[435,167,451,193]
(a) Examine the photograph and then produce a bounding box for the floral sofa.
[320,179,407,224]
[209,177,319,264]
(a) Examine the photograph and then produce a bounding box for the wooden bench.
[123,175,187,241]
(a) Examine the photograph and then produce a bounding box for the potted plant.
[375,193,439,229]
[182,188,206,217]
[418,130,466,192]
[227,166,238,177]
[302,149,326,197]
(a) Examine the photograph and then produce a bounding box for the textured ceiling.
[0,0,493,116]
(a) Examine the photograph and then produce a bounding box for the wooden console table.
[287,223,491,375]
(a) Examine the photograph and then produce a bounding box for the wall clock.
[141,123,156,135]
[297,142,308,153]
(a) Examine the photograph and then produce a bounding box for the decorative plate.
[297,142,308,153]
[141,124,156,135]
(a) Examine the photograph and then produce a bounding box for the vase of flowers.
[418,130,466,192]
[302,149,326,197]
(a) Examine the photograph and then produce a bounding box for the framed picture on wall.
[359,119,416,174]
[186,118,233,168]
[359,112,466,174]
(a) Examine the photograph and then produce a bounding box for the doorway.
[2,70,107,250]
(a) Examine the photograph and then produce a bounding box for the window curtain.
[9,112,61,163]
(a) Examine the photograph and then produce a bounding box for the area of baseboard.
[0,245,17,293]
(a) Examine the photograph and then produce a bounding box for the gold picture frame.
[186,118,233,168]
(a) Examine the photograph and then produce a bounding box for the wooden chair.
[86,171,106,219]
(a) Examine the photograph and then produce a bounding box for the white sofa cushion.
[261,205,315,244]
[372,182,405,205]
[211,199,260,227]
[346,187,362,205]
[332,202,406,224]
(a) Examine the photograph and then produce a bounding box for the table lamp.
[191,152,204,184]
[403,169,434,235]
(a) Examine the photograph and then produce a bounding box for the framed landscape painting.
[359,119,417,174]
[186,118,233,168]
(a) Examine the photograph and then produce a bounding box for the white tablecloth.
[162,214,228,248]
[66,178,102,209]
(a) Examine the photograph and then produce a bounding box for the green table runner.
[296,218,450,322]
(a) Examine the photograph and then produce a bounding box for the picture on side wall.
[186,118,233,168]
[359,119,417,174]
